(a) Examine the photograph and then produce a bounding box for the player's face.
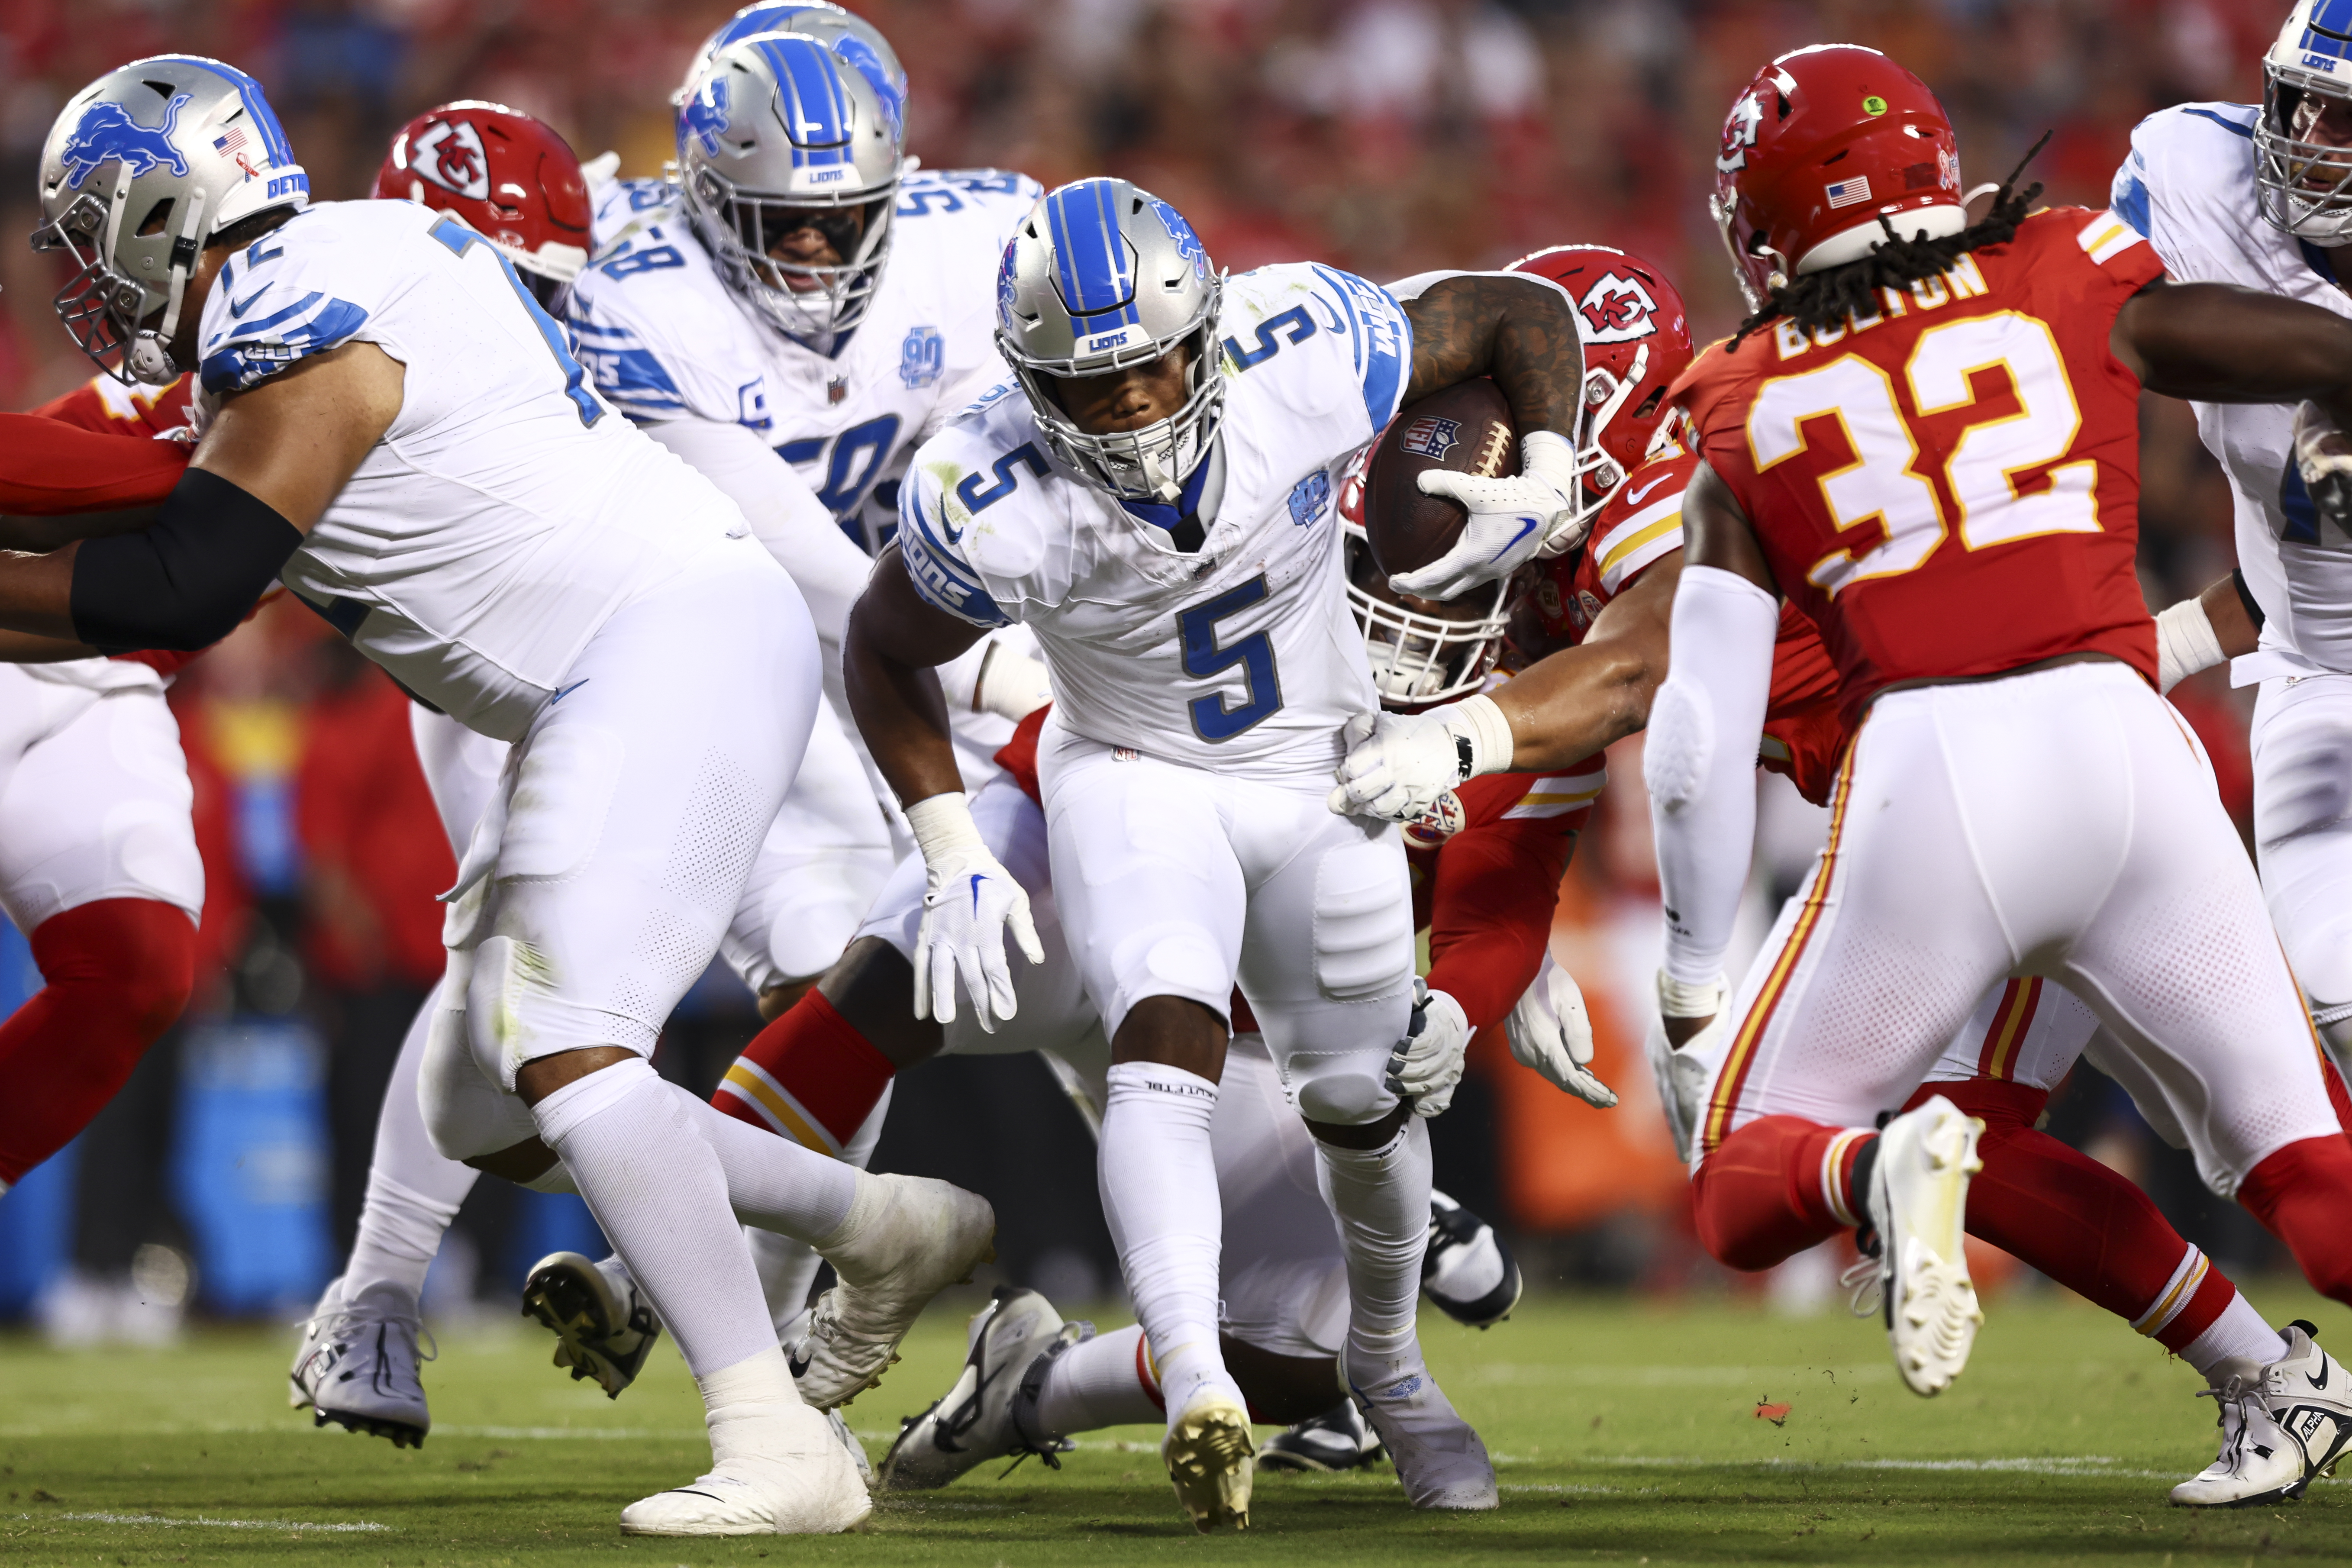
[1045,344,1194,437]
[2292,91,2352,182]
[757,201,868,287]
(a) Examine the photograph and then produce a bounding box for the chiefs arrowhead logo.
[1578,272,1660,345]
[1717,92,1764,175]
[410,119,489,202]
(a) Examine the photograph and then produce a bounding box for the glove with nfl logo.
[905,791,1044,1033]
[1328,695,1515,822]
[1389,429,1585,600]
[1386,977,1471,1117]
[1505,953,1618,1109]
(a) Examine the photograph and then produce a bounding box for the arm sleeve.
[0,413,188,513]
[1645,564,1779,985]
[1424,815,1577,1036]
[641,417,874,653]
[70,469,303,653]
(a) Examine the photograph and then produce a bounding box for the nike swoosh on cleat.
[551,679,589,703]
[1486,516,1539,563]
[1622,473,1674,508]
[2310,1366,2330,1390]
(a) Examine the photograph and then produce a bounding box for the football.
[1361,377,1518,578]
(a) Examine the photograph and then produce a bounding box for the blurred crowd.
[0,0,2301,1323]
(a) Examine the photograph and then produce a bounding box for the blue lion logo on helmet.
[681,78,731,158]
[834,36,903,142]
[60,93,192,190]
[1151,198,1209,281]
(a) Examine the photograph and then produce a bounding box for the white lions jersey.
[567,168,1039,557]
[900,263,1414,782]
[2113,103,2352,676]
[197,200,752,740]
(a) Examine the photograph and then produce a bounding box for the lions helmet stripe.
[1045,180,1141,328]
[153,55,296,167]
[760,33,850,167]
[2308,0,2352,48]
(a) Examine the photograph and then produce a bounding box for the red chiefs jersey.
[1520,452,1856,808]
[991,705,1589,1039]
[13,374,203,676]
[1674,207,2164,727]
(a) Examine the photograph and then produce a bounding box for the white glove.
[1385,979,1470,1117]
[1647,969,1728,1164]
[1389,429,1584,599]
[1504,953,1617,1108]
[905,792,1045,1032]
[1327,694,1513,820]
[2294,400,2352,529]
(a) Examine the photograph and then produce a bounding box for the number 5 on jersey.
[1180,575,1282,742]
[1749,311,2098,596]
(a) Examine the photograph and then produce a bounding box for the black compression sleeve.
[2232,567,2266,633]
[68,468,303,653]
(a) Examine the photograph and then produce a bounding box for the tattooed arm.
[1380,272,1589,597]
[1398,272,1582,443]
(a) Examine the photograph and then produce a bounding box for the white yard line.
[35,1513,390,1533]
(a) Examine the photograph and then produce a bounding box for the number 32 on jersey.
[1747,311,2098,596]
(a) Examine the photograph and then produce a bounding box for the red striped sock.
[711,990,894,1156]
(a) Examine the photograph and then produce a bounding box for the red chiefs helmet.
[376,102,591,308]
[1710,45,1967,313]
[1507,245,1694,509]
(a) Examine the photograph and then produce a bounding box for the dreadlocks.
[1729,133,2051,350]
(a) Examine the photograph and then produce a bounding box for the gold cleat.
[1163,1391,1255,1533]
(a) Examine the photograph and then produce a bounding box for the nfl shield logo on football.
[1400,416,1461,461]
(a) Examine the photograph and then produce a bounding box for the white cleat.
[1422,1190,1522,1328]
[880,1286,1071,1490]
[618,1407,872,1536]
[790,1174,995,1410]
[1162,1386,1255,1533]
[1866,1095,1984,1397]
[289,1277,433,1449]
[1345,1334,1497,1510]
[2172,1321,2352,1507]
[827,1407,874,1487]
[521,1252,664,1400]
[1258,1398,1384,1473]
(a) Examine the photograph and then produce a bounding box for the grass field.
[4,1282,2347,1566]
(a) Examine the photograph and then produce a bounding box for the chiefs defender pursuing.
[1337,233,2352,1503]
[1645,39,2352,1461]
[0,384,202,1197]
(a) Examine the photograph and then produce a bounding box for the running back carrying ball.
[1361,378,1517,578]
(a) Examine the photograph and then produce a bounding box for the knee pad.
[466,933,554,1091]
[1290,1055,1396,1126]
[418,986,538,1161]
[1311,840,1413,1002]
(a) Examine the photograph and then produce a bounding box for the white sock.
[666,1083,859,1242]
[1029,1323,1162,1437]
[697,1345,808,1467]
[2180,1292,2292,1380]
[1315,1114,1433,1357]
[344,992,478,1315]
[533,1059,777,1378]
[1099,1061,1233,1422]
[742,1081,894,1336]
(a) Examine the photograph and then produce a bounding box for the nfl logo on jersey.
[1400,416,1461,461]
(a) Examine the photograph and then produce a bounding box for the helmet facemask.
[686,163,897,351]
[1343,522,1511,707]
[1008,299,1225,505]
[2258,65,2352,244]
[34,174,208,386]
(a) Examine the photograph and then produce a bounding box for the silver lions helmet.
[678,3,906,109]
[996,178,1223,503]
[2258,0,2352,242]
[676,29,905,353]
[33,55,310,385]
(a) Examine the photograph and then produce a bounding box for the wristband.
[903,791,983,864]
[1657,969,1727,1019]
[2154,596,2223,694]
[1445,692,1515,779]
[1520,429,1581,503]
